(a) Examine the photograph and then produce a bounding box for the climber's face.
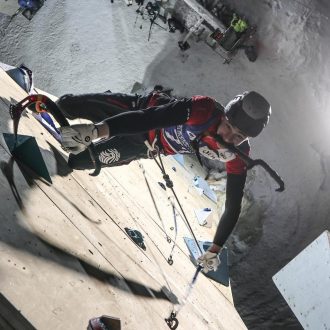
[217,117,248,146]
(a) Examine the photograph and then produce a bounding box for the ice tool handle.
[9,94,102,176]
[214,135,285,192]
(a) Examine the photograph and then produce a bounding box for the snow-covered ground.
[1,0,330,328]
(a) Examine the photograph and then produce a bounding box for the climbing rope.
[143,139,206,328]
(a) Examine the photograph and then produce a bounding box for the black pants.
[56,92,150,170]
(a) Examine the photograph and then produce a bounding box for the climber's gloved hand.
[60,124,99,154]
[197,250,221,273]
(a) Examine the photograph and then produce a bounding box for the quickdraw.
[138,162,173,245]
[139,163,179,266]
[167,198,178,266]
[9,94,102,176]
[150,149,204,256]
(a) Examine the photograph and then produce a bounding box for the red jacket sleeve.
[186,96,216,125]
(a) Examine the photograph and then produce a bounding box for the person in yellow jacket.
[231,13,248,33]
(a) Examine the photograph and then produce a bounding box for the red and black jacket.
[105,92,248,247]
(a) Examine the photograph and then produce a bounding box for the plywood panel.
[0,67,246,329]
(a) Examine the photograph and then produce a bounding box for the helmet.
[225,91,271,137]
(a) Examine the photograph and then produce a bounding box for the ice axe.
[9,94,102,176]
[214,135,285,192]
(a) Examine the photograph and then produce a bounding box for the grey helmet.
[225,91,271,137]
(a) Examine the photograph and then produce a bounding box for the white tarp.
[273,231,330,330]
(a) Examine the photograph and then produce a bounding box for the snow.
[1,0,330,328]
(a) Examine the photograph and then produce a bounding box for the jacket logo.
[99,148,120,164]
[199,146,236,162]
[218,148,236,162]
[164,126,194,153]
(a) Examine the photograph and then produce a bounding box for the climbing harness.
[9,94,102,176]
